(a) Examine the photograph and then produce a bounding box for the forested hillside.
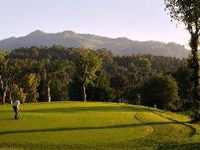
[0,30,189,58]
[0,45,193,111]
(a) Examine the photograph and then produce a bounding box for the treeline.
[0,45,193,111]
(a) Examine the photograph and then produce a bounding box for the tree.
[23,73,40,102]
[87,70,112,102]
[75,49,102,102]
[68,76,83,101]
[172,63,194,109]
[96,48,114,70]
[11,84,26,103]
[110,74,128,102]
[0,56,12,105]
[50,60,72,101]
[164,0,200,120]
[140,74,181,111]
[0,75,8,105]
[38,58,68,102]
[138,57,151,71]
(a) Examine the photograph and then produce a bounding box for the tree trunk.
[9,91,13,104]
[0,75,4,105]
[46,79,51,102]
[190,32,200,121]
[2,91,6,105]
[2,87,7,105]
[83,84,87,102]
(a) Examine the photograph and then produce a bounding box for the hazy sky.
[0,0,190,46]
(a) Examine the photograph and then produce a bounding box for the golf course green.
[0,101,200,150]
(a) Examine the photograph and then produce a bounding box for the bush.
[140,74,182,111]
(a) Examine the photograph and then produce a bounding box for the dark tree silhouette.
[164,0,200,121]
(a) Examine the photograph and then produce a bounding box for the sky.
[0,0,190,47]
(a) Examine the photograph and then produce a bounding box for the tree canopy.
[165,0,200,120]
[0,45,193,112]
[74,49,102,102]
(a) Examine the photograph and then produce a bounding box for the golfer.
[13,100,20,119]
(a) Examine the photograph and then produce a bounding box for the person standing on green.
[13,100,20,119]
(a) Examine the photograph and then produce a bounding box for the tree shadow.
[0,121,191,136]
[159,142,200,150]
[0,118,15,121]
[23,105,147,114]
[0,110,13,113]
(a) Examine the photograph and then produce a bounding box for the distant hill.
[0,30,189,58]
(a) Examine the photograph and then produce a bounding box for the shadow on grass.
[159,142,200,150]
[23,105,148,114]
[0,118,15,121]
[0,121,191,135]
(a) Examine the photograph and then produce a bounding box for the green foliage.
[123,86,141,104]
[140,74,181,110]
[68,76,82,101]
[51,77,68,101]
[164,0,200,119]
[110,74,128,102]
[138,57,151,70]
[75,49,102,101]
[23,73,40,102]
[75,49,102,85]
[172,63,194,109]
[0,50,10,61]
[38,58,69,102]
[87,70,112,102]
[96,48,114,68]
[11,84,26,103]
[0,46,190,111]
[164,0,200,29]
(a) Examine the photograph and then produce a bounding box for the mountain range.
[0,30,189,58]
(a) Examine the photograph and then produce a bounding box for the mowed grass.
[0,102,200,150]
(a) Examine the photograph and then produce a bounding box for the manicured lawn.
[0,101,200,150]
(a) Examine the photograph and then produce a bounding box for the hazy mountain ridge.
[0,30,189,58]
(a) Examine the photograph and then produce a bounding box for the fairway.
[1,102,200,150]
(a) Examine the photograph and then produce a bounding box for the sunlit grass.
[0,101,200,150]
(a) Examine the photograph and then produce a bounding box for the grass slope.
[0,101,200,150]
